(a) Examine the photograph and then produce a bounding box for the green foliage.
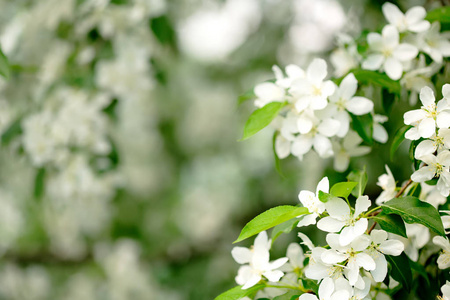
[238,89,256,105]
[350,113,373,144]
[390,125,411,161]
[347,168,368,197]
[1,117,22,145]
[318,190,337,203]
[34,168,46,199]
[242,102,287,140]
[372,213,407,238]
[215,284,265,300]
[381,196,445,236]
[386,253,412,292]
[352,69,401,94]
[234,206,309,243]
[426,6,450,24]
[272,291,301,300]
[0,46,9,79]
[330,182,358,199]
[271,218,299,243]
[149,15,177,47]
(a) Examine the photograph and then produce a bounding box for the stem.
[265,283,305,292]
[394,178,413,198]
[366,179,414,234]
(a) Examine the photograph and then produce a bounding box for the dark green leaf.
[242,102,287,140]
[372,212,407,238]
[409,258,430,287]
[406,183,421,198]
[234,206,309,243]
[238,89,256,105]
[386,253,412,292]
[347,168,368,197]
[0,46,9,79]
[149,15,176,47]
[426,7,450,24]
[271,218,299,243]
[301,279,319,294]
[330,182,358,199]
[34,168,46,199]
[350,113,373,144]
[273,291,301,300]
[382,88,396,115]
[352,69,401,94]
[390,125,411,161]
[215,284,265,300]
[1,117,22,145]
[381,196,445,236]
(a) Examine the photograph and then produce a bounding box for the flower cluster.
[231,178,405,298]
[254,59,383,172]
[404,84,450,197]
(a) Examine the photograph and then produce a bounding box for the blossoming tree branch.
[217,3,450,300]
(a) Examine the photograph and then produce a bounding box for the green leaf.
[0,46,9,79]
[273,291,301,300]
[372,212,407,238]
[238,89,256,105]
[406,182,421,198]
[34,168,46,199]
[330,182,358,199]
[234,206,309,243]
[426,7,450,24]
[390,125,411,161]
[352,69,401,94]
[301,279,319,294]
[386,253,412,292]
[409,258,430,287]
[215,284,265,300]
[242,102,287,140]
[382,88,396,115]
[1,117,22,145]
[149,15,176,47]
[350,113,373,144]
[271,218,299,243]
[318,190,336,203]
[347,168,368,197]
[381,196,445,236]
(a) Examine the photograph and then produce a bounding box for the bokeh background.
[0,0,444,299]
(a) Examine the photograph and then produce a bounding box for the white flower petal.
[263,270,284,282]
[418,117,436,138]
[241,272,261,289]
[356,252,376,270]
[382,3,403,26]
[384,57,403,80]
[325,197,350,219]
[313,134,334,158]
[307,58,328,85]
[316,177,330,194]
[298,213,318,227]
[319,277,335,300]
[317,217,345,233]
[379,240,404,256]
[373,123,388,143]
[420,86,435,107]
[414,140,436,159]
[403,109,427,125]
[346,97,374,115]
[371,255,388,282]
[292,136,313,157]
[411,166,436,182]
[339,73,358,100]
[298,294,319,300]
[322,249,348,264]
[232,247,253,264]
[362,54,384,70]
[393,44,418,61]
[318,118,340,137]
[382,25,400,48]
[355,195,371,216]
[405,6,426,24]
[437,111,450,128]
[298,117,314,134]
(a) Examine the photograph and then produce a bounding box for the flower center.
[336,97,346,111]
[312,86,322,96]
[382,47,393,57]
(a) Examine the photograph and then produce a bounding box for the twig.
[395,178,413,198]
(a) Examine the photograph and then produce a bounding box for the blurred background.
[0,0,443,299]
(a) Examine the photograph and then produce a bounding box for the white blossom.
[317,195,371,246]
[376,165,396,205]
[415,22,450,64]
[404,86,450,140]
[362,25,418,80]
[298,177,329,227]
[433,236,450,269]
[411,151,450,197]
[232,231,288,289]
[382,3,430,33]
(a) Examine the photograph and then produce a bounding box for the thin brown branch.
[395,179,413,198]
